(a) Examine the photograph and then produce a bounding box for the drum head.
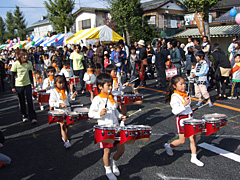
[183,119,203,125]
[74,108,89,113]
[203,113,227,119]
[48,110,64,115]
[68,112,78,116]
[205,118,221,123]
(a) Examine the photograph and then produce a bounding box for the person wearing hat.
[138,39,147,87]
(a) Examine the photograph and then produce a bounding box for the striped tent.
[12,41,27,49]
[66,25,124,44]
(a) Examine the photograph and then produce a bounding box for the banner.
[194,13,205,37]
[17,37,21,45]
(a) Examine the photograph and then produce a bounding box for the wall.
[96,12,107,27]
[75,12,97,31]
[33,24,54,39]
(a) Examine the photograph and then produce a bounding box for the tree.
[181,0,222,40]
[108,0,157,45]
[14,6,27,40]
[44,0,75,33]
[5,11,15,40]
[0,16,6,44]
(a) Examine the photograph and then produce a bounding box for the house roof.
[174,24,240,38]
[141,0,184,11]
[31,18,51,27]
[213,6,240,23]
[213,0,240,10]
[73,7,109,17]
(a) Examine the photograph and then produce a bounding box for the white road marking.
[151,133,240,138]
[156,172,208,180]
[198,143,240,163]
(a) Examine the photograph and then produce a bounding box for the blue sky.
[0,0,151,27]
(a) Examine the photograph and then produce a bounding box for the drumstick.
[192,103,209,112]
[71,104,84,107]
[127,108,142,118]
[123,77,139,87]
[105,90,110,108]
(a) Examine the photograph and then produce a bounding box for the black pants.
[74,69,85,91]
[216,77,228,96]
[15,84,37,121]
[156,66,166,87]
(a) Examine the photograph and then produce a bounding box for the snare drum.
[203,113,227,127]
[69,76,80,85]
[86,84,93,91]
[33,89,46,99]
[133,94,143,105]
[183,119,204,138]
[66,112,79,125]
[94,125,116,144]
[128,125,151,142]
[204,118,221,136]
[73,108,89,120]
[93,87,99,95]
[38,93,50,103]
[120,126,137,145]
[123,94,135,105]
[48,111,64,124]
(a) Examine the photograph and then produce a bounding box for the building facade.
[31,16,54,39]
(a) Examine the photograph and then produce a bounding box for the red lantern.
[27,37,31,41]
[55,38,58,42]
[7,39,10,43]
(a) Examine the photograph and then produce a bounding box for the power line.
[0,6,45,9]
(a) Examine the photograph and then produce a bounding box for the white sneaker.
[110,158,120,176]
[228,96,237,100]
[191,158,204,167]
[106,171,117,180]
[64,141,71,149]
[207,100,214,107]
[40,105,44,111]
[23,118,28,122]
[164,143,173,156]
[32,119,37,124]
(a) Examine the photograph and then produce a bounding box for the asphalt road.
[0,79,240,180]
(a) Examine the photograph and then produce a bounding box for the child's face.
[48,71,55,77]
[52,63,56,67]
[192,65,196,69]
[131,49,136,54]
[87,67,93,72]
[235,56,240,63]
[173,78,186,93]
[36,73,41,78]
[55,80,65,90]
[196,56,201,61]
[99,82,112,94]
[116,48,121,53]
[110,70,117,77]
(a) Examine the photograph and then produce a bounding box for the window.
[82,19,91,29]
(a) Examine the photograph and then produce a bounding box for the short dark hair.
[86,63,94,69]
[170,39,178,48]
[203,36,208,40]
[62,60,70,66]
[195,50,205,59]
[105,64,117,74]
[47,66,56,73]
[35,70,41,75]
[96,73,113,88]
[95,63,102,69]
[192,62,197,66]
[194,38,201,44]
[129,45,136,51]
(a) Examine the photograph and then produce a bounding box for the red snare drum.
[48,111,64,124]
[183,119,204,138]
[33,89,46,98]
[94,125,116,144]
[128,125,151,142]
[73,108,89,120]
[120,126,137,145]
[93,87,99,95]
[86,84,93,91]
[66,112,79,125]
[133,94,143,105]
[204,118,221,136]
[203,113,227,127]
[69,76,80,85]
[123,94,135,105]
[38,93,50,103]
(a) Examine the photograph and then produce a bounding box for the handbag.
[165,63,178,81]
[219,67,231,77]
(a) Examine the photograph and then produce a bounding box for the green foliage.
[0,16,6,43]
[182,0,221,20]
[44,0,75,33]
[5,11,15,40]
[14,6,27,40]
[108,0,157,43]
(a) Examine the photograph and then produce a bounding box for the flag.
[17,37,21,45]
[194,13,205,37]
[63,26,67,46]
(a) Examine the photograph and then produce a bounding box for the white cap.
[138,40,145,46]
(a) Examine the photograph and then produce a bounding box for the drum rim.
[202,113,227,119]
[67,112,79,116]
[183,119,203,125]
[94,125,115,130]
[48,111,64,116]
[205,119,221,123]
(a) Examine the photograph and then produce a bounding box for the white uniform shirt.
[88,95,122,126]
[49,88,74,109]
[42,77,55,93]
[59,67,74,80]
[170,93,193,115]
[112,77,124,96]
[83,72,97,86]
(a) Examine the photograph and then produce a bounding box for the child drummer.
[164,75,204,167]
[89,73,127,180]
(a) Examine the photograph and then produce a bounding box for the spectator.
[138,40,148,87]
[93,40,104,69]
[184,36,194,55]
[228,35,238,63]
[84,44,94,64]
[170,39,182,75]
